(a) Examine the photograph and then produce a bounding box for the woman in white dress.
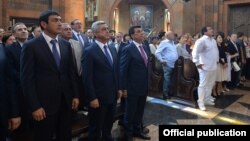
[213,33,228,97]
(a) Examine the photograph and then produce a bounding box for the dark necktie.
[104,45,113,66]
[50,39,60,68]
[139,45,147,66]
[77,33,84,48]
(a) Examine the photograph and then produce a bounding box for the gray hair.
[12,22,26,33]
[91,21,106,33]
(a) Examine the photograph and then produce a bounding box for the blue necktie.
[104,45,113,66]
[50,39,60,68]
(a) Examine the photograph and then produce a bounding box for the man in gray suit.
[60,23,84,109]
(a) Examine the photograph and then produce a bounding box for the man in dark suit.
[71,19,90,48]
[20,10,79,141]
[86,29,95,44]
[110,32,128,62]
[28,26,41,40]
[227,33,242,89]
[82,21,119,141]
[5,22,28,83]
[119,26,151,141]
[4,22,30,140]
[109,32,127,126]
[0,45,21,141]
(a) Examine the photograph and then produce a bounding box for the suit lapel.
[109,45,117,67]
[72,34,78,41]
[14,42,22,65]
[143,44,150,67]
[131,42,145,63]
[38,35,58,70]
[58,39,66,71]
[131,42,149,68]
[94,42,113,70]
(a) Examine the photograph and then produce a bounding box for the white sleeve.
[192,39,204,65]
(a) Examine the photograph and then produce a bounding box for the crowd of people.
[1,9,250,141]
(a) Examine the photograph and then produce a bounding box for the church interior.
[0,0,250,141]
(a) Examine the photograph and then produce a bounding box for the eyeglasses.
[63,28,72,31]
[75,22,82,25]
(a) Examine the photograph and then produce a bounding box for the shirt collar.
[95,39,108,49]
[203,35,213,40]
[42,32,58,44]
[17,41,24,47]
[133,40,142,47]
[73,30,80,35]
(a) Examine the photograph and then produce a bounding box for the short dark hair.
[31,25,39,32]
[150,36,158,43]
[39,10,60,30]
[123,33,129,41]
[237,32,244,38]
[158,31,166,39]
[201,26,208,35]
[216,31,225,39]
[109,30,115,34]
[128,26,141,39]
[70,19,79,26]
[2,33,13,45]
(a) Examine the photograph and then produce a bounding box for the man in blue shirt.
[155,31,178,99]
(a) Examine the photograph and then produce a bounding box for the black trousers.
[88,103,115,141]
[33,101,71,141]
[230,70,241,88]
[124,95,147,137]
[77,75,86,110]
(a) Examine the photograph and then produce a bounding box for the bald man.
[155,31,178,99]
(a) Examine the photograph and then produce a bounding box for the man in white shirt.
[155,31,178,99]
[192,26,219,111]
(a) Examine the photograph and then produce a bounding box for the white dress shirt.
[73,30,85,47]
[133,41,148,60]
[95,40,113,62]
[192,35,219,71]
[42,32,60,57]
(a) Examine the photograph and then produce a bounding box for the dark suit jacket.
[218,44,227,65]
[20,35,79,115]
[5,42,22,82]
[119,42,151,96]
[236,39,247,60]
[72,32,90,48]
[227,40,242,64]
[110,42,128,61]
[5,42,27,118]
[28,34,35,40]
[82,42,118,104]
[0,46,18,137]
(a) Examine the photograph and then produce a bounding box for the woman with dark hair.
[123,33,131,44]
[2,33,16,46]
[158,31,166,43]
[149,36,159,55]
[213,33,229,96]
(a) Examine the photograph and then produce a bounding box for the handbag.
[232,61,240,72]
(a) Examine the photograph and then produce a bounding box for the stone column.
[64,0,85,29]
